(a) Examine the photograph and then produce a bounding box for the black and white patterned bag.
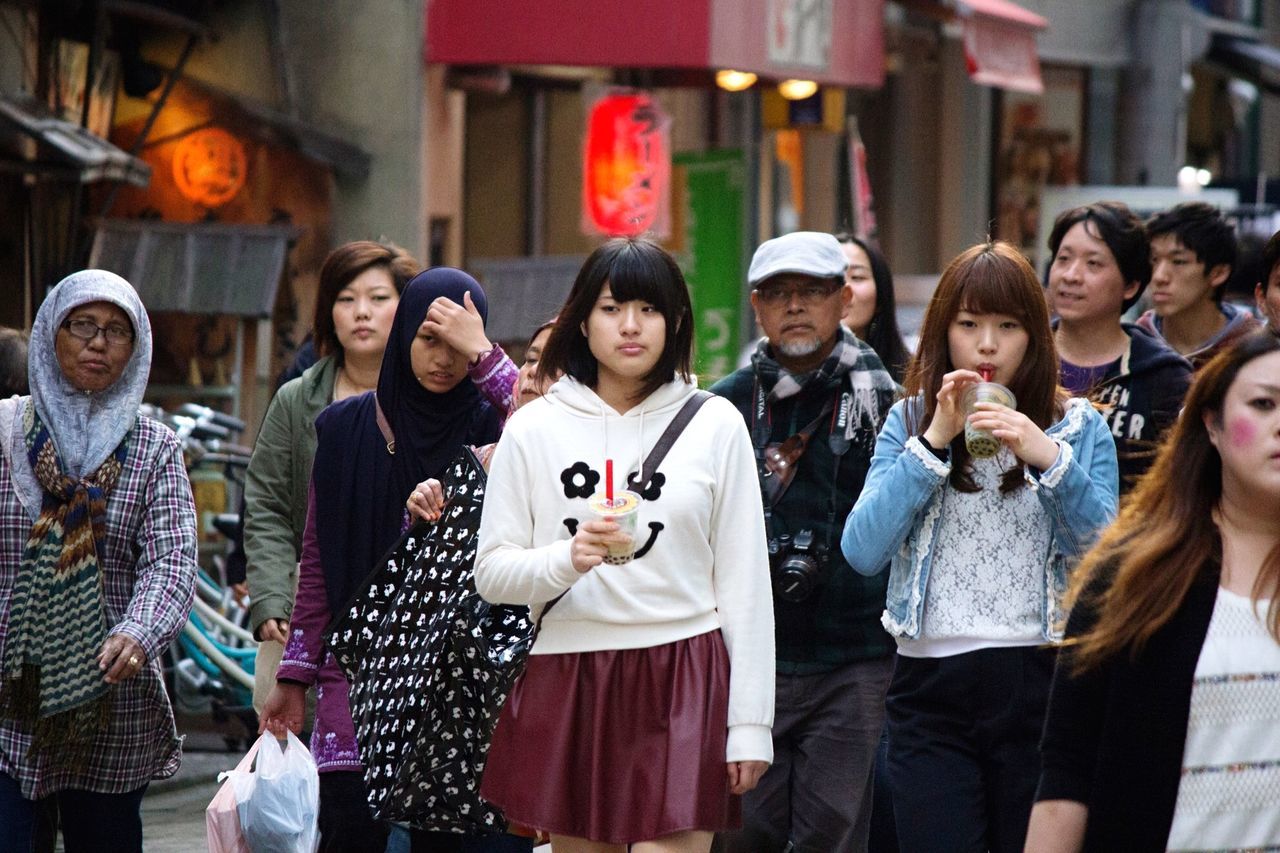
[324,448,533,833]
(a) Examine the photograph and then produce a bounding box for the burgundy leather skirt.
[479,629,740,844]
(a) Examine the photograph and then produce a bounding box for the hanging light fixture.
[715,69,758,92]
[778,79,818,100]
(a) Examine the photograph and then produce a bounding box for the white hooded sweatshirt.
[476,376,775,763]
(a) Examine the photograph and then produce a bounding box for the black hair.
[537,238,693,403]
[1146,202,1237,302]
[1226,232,1266,302]
[0,327,28,398]
[1047,202,1151,311]
[1261,229,1280,294]
[833,232,911,381]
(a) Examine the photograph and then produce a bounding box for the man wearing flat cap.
[712,232,897,853]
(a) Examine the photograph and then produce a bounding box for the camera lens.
[775,552,820,603]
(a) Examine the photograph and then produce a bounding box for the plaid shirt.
[710,337,897,672]
[0,413,197,799]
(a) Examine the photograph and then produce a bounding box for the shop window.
[992,65,1086,255]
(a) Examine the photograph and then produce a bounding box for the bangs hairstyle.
[1065,332,1280,673]
[1047,201,1151,311]
[537,238,693,402]
[905,241,1065,493]
[313,240,420,360]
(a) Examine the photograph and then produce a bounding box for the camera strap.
[752,378,851,553]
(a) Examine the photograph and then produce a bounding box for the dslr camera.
[768,528,829,603]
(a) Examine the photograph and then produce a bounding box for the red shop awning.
[956,0,1048,94]
[426,0,886,90]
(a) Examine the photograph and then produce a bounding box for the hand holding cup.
[965,402,1060,470]
[923,369,985,449]
[570,518,633,573]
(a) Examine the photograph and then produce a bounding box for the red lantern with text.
[583,92,670,238]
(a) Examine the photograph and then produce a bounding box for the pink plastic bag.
[205,738,261,853]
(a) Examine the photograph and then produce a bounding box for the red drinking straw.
[979,366,993,382]
[605,459,614,504]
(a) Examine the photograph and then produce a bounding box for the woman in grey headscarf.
[0,270,198,853]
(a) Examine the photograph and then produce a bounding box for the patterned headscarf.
[1,270,151,766]
[27,270,151,477]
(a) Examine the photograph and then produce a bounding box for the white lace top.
[897,447,1050,659]
[1168,587,1280,852]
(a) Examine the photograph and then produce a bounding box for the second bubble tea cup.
[962,381,1016,459]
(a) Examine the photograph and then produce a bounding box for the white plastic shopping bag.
[238,730,320,853]
[206,738,261,853]
[207,730,320,853]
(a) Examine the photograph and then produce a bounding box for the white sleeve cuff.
[1024,439,1072,490]
[905,436,950,478]
[545,538,581,591]
[726,724,775,764]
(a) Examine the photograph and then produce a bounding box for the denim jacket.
[840,396,1119,642]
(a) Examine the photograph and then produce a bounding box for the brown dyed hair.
[904,241,1066,493]
[312,240,420,360]
[1065,332,1280,672]
[537,238,693,404]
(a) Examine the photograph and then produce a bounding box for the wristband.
[918,434,949,461]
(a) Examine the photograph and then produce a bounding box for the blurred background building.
[2,0,1278,421]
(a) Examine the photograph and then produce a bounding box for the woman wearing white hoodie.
[475,239,775,852]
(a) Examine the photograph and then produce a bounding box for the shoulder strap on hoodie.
[536,389,712,633]
[637,390,712,489]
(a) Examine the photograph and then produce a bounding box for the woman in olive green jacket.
[245,241,522,710]
[245,241,415,709]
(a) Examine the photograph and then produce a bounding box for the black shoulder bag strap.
[536,389,714,630]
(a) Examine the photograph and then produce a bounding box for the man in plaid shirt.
[712,233,897,853]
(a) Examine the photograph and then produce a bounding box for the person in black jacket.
[1046,202,1193,492]
[1027,332,1280,852]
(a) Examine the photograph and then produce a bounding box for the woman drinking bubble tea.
[840,241,1119,852]
[474,238,775,852]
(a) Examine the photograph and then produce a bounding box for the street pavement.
[60,720,552,851]
[44,722,242,851]
[137,731,238,852]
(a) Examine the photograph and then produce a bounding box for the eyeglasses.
[754,282,841,306]
[61,318,134,346]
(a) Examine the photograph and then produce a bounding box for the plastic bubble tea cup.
[587,490,642,565]
[962,381,1016,459]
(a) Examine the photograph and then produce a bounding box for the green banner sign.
[672,149,746,385]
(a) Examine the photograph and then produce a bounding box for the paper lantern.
[173,127,247,208]
[583,92,670,237]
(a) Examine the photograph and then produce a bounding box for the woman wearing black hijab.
[261,268,503,852]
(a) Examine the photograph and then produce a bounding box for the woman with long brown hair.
[1027,332,1280,851]
[840,241,1118,851]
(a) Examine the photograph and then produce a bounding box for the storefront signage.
[673,149,746,384]
[767,0,833,70]
[583,92,670,237]
[172,127,248,208]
